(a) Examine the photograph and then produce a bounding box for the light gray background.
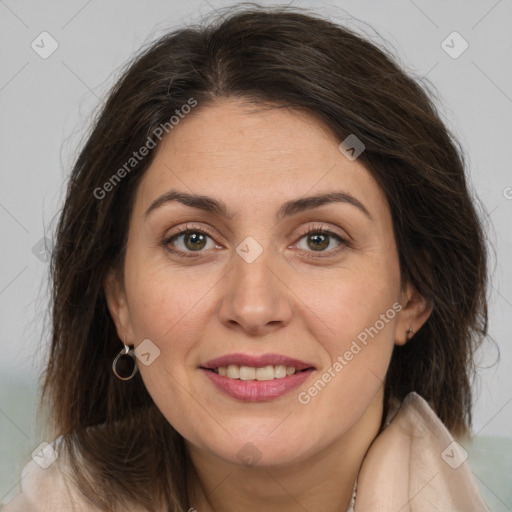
[1,0,511,507]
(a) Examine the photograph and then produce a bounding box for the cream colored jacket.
[2,393,489,511]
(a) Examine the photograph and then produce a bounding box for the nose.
[217,246,293,336]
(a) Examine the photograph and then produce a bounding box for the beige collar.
[354,392,488,511]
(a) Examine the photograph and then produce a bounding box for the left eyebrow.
[144,189,372,222]
[277,191,372,222]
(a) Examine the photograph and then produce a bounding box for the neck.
[186,388,384,512]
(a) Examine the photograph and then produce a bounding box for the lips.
[200,353,316,402]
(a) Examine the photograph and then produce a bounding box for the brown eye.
[182,232,208,251]
[306,233,330,251]
[163,227,218,257]
[296,228,345,254]
[296,226,350,258]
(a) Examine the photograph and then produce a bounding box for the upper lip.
[201,353,315,371]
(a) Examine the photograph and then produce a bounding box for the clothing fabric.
[354,392,489,511]
[2,392,489,511]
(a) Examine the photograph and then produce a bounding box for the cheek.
[294,254,400,399]
[120,255,217,419]
[124,247,217,342]
[291,284,398,445]
[122,262,214,437]
[299,256,399,345]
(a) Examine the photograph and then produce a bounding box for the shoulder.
[1,438,101,512]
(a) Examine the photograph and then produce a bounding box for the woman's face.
[106,98,428,467]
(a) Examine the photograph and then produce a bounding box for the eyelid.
[293,223,349,245]
[163,223,221,243]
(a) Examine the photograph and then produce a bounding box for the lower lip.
[201,368,314,402]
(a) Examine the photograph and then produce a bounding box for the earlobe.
[103,268,133,343]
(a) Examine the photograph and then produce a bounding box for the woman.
[3,5,490,511]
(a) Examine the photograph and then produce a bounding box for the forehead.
[133,98,388,221]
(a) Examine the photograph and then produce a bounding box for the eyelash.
[161,223,349,260]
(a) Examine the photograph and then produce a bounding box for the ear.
[103,267,135,345]
[394,283,433,346]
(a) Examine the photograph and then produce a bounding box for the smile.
[200,353,315,401]
[211,364,304,380]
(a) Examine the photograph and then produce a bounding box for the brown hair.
[41,4,489,511]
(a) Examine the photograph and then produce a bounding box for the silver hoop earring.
[112,343,138,380]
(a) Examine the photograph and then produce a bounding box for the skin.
[104,98,432,512]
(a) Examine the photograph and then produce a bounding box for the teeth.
[226,365,240,379]
[274,365,287,379]
[214,364,299,380]
[239,366,256,380]
[255,365,274,381]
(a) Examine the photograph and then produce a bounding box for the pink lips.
[200,352,315,402]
